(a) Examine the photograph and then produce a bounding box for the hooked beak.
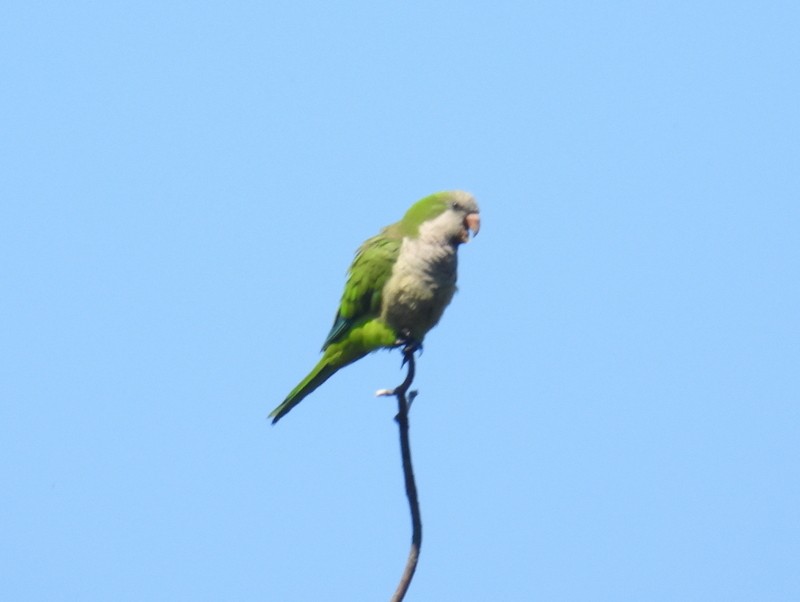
[461,212,481,243]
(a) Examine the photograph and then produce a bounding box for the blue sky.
[2,2,798,600]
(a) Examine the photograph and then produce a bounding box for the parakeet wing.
[322,228,402,349]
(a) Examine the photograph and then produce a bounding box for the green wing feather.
[270,227,402,424]
[322,227,402,349]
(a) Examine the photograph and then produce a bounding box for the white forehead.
[448,190,479,213]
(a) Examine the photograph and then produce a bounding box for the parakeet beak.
[461,212,481,242]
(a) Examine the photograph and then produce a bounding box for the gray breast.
[381,237,458,340]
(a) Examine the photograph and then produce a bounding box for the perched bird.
[270,190,480,423]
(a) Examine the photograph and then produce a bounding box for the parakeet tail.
[269,359,340,424]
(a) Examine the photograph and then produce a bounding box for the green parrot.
[270,190,480,424]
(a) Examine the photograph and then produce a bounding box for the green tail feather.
[270,318,399,424]
[269,359,340,424]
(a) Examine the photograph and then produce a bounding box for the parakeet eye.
[450,201,462,210]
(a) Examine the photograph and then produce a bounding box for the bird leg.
[376,335,420,398]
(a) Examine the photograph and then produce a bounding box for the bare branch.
[388,345,422,602]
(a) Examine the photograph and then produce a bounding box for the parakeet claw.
[398,339,423,368]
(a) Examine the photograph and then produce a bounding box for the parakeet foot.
[394,330,423,367]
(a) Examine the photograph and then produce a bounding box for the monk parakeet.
[270,190,480,423]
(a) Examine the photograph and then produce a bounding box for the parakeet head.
[400,190,481,244]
